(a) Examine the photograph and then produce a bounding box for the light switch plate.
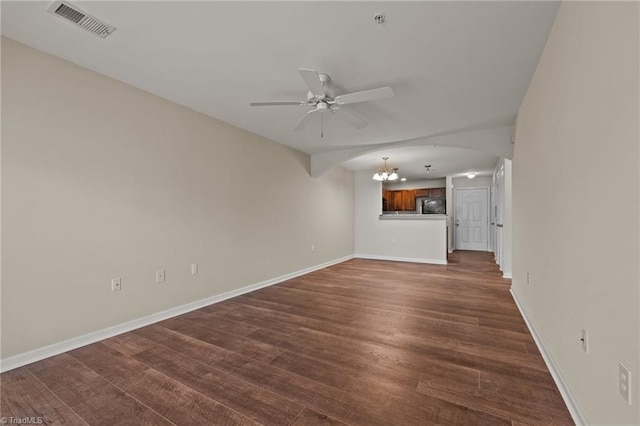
[111,277,121,292]
[156,270,166,283]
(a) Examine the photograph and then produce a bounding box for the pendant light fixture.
[372,157,399,181]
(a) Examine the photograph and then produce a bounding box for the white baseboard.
[503,272,512,279]
[510,289,587,426]
[0,255,354,373]
[354,253,447,265]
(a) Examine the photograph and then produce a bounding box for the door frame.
[493,163,505,269]
[453,186,491,252]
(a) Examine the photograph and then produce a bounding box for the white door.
[455,188,489,251]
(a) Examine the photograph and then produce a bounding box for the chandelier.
[372,157,399,181]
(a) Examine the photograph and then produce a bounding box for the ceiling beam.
[310,126,514,178]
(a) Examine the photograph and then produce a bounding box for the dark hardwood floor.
[0,251,573,425]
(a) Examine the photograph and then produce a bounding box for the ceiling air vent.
[48,1,116,39]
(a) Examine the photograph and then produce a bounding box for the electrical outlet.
[619,362,632,404]
[156,269,166,283]
[191,263,198,275]
[526,272,530,284]
[581,329,589,353]
[311,244,315,252]
[111,277,121,292]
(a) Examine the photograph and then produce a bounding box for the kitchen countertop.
[379,214,447,220]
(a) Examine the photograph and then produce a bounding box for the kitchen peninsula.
[354,172,449,265]
[379,213,447,220]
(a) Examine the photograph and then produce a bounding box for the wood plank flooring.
[0,251,573,425]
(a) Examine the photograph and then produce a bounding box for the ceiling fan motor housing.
[307,89,336,102]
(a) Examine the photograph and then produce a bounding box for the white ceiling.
[1,1,559,176]
[342,145,499,181]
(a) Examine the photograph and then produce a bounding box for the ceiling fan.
[250,69,394,137]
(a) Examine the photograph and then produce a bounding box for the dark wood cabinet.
[392,191,404,210]
[429,188,446,198]
[382,189,390,211]
[384,190,401,211]
[403,190,416,210]
[415,187,446,199]
[384,190,418,211]
[383,187,446,212]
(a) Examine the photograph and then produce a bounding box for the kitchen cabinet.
[382,189,390,211]
[384,190,401,211]
[415,188,446,198]
[385,190,417,211]
[403,190,416,210]
[383,187,446,211]
[392,191,404,210]
[429,188,446,198]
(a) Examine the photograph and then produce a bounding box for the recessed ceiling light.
[467,173,476,179]
[400,178,407,182]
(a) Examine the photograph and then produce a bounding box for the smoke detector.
[373,13,385,24]
[48,1,116,39]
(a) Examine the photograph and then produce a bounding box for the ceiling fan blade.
[298,69,326,98]
[333,87,394,105]
[332,107,368,129]
[250,101,306,106]
[294,109,317,131]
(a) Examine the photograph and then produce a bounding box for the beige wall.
[451,175,492,189]
[513,2,639,425]
[1,38,354,358]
